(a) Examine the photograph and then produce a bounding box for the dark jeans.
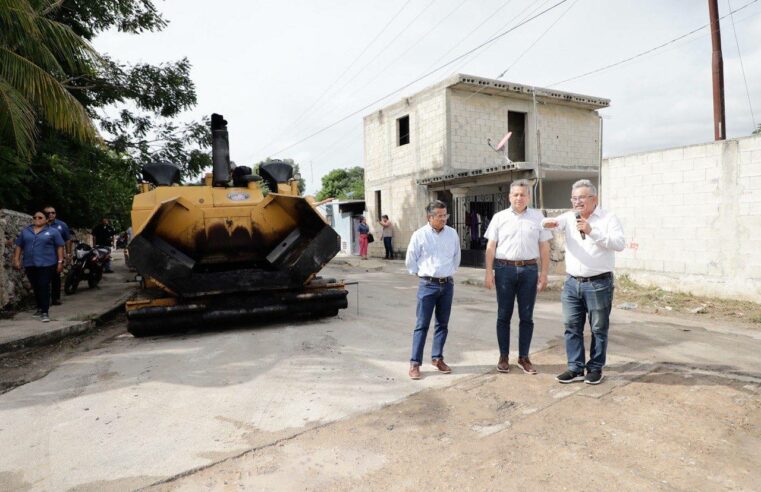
[561,274,614,373]
[495,263,538,357]
[51,268,61,302]
[383,237,393,259]
[410,278,454,364]
[26,265,55,314]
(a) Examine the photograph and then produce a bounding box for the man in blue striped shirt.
[405,200,461,380]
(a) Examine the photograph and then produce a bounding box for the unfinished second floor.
[363,73,609,184]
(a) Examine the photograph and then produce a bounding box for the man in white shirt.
[484,179,551,375]
[405,200,461,380]
[543,179,625,385]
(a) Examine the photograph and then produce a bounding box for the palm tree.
[0,0,99,160]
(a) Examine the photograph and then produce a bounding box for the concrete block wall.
[602,134,761,302]
[364,83,447,258]
[449,89,534,168]
[538,104,600,167]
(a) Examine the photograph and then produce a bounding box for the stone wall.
[0,211,91,310]
[602,134,761,302]
[0,209,33,309]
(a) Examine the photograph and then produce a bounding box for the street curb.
[0,290,135,355]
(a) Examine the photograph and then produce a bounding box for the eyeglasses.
[431,213,450,220]
[33,215,45,220]
[570,195,594,202]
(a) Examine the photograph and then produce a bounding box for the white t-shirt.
[484,207,551,260]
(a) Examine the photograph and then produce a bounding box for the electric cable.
[250,0,413,159]
[422,0,516,74]
[251,0,440,161]
[458,0,580,106]
[547,0,760,87]
[262,0,569,159]
[728,0,757,130]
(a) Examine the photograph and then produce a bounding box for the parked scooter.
[64,242,111,294]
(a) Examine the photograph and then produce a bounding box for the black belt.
[421,276,452,284]
[496,259,537,266]
[570,272,612,282]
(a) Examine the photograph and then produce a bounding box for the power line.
[728,0,757,130]
[459,0,580,105]
[264,0,569,158]
[547,0,760,88]
[341,0,472,104]
[251,0,439,161]
[421,0,516,74]
[453,0,555,73]
[249,0,412,159]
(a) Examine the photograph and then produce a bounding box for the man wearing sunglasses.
[542,179,625,385]
[43,206,71,306]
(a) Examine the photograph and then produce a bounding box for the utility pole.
[709,0,726,140]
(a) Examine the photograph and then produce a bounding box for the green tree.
[316,166,364,201]
[0,0,99,159]
[754,124,761,135]
[0,0,211,228]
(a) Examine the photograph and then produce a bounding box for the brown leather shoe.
[497,355,510,373]
[409,364,421,380]
[517,356,537,374]
[432,359,451,374]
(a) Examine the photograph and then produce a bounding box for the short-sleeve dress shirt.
[484,207,551,260]
[15,225,64,267]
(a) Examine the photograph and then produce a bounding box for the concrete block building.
[363,73,609,264]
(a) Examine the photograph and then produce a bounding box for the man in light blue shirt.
[405,200,461,380]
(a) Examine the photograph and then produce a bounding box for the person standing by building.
[483,179,551,375]
[543,179,625,385]
[92,217,116,273]
[357,216,369,260]
[12,211,65,322]
[43,206,71,305]
[405,200,461,380]
[379,214,394,259]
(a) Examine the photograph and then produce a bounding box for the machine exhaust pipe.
[211,113,231,186]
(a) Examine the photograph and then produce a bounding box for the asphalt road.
[1,262,760,490]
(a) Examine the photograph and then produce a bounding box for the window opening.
[507,111,526,162]
[397,115,410,146]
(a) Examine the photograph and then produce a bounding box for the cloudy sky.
[93,0,761,194]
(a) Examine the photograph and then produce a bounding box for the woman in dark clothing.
[12,211,65,322]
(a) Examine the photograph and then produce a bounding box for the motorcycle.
[64,242,111,295]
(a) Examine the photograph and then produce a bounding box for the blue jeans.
[495,263,538,357]
[410,278,454,364]
[561,274,614,373]
[383,237,393,259]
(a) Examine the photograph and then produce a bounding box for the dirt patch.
[148,345,761,490]
[539,274,761,330]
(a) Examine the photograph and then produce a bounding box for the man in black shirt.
[92,218,116,273]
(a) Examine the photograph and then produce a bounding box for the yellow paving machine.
[125,114,347,336]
